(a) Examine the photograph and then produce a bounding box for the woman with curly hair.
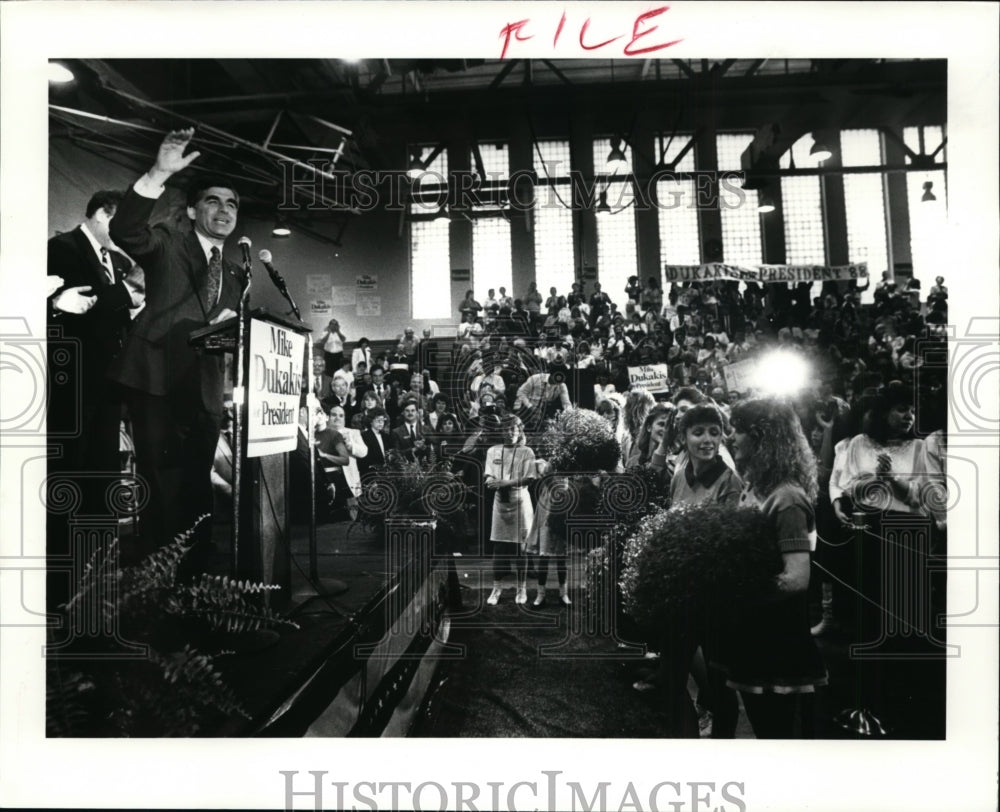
[621,388,656,467]
[720,396,827,738]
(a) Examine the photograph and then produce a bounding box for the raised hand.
[153,128,202,177]
[52,285,96,314]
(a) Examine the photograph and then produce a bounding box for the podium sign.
[247,317,305,458]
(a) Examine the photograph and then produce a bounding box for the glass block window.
[533,140,576,297]
[780,135,826,264]
[841,128,890,302]
[593,138,638,299]
[904,126,948,282]
[716,133,763,265]
[410,218,451,319]
[472,143,510,182]
[534,139,572,180]
[657,134,701,273]
[473,211,513,302]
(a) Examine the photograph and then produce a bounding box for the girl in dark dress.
[722,397,828,738]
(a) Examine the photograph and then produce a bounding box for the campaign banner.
[247,317,305,458]
[664,262,868,284]
[723,359,757,394]
[628,363,670,392]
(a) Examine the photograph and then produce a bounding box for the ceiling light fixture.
[48,61,74,84]
[809,134,833,163]
[921,181,937,203]
[606,138,629,175]
[272,214,292,238]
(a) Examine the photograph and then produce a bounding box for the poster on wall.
[330,285,356,306]
[310,299,331,318]
[246,317,305,458]
[356,274,378,292]
[356,293,381,317]
[306,273,331,295]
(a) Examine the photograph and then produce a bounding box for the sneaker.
[487,587,502,606]
[633,678,659,693]
[515,587,528,605]
[559,586,572,605]
[532,591,545,607]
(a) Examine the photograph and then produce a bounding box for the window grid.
[532,140,576,297]
[779,135,826,265]
[841,129,890,297]
[473,213,513,303]
[534,140,572,179]
[410,219,451,319]
[534,199,576,299]
[472,143,510,184]
[596,180,638,298]
[657,135,701,270]
[716,133,763,265]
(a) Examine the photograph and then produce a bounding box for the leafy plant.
[46,519,298,737]
[618,503,782,632]
[539,407,621,474]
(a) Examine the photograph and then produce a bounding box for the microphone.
[238,236,253,267]
[258,249,288,293]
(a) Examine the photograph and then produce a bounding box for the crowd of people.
[306,266,948,739]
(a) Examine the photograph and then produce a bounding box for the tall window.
[841,128,890,302]
[410,145,451,319]
[533,140,576,299]
[779,135,827,264]
[904,125,948,281]
[410,219,451,319]
[472,211,513,301]
[656,134,700,276]
[716,133,763,265]
[471,143,513,301]
[593,138,638,301]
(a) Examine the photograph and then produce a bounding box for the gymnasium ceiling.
[49,57,946,232]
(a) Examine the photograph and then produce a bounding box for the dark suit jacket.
[390,422,425,459]
[47,228,134,435]
[109,189,242,414]
[358,428,387,476]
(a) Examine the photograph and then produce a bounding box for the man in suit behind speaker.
[48,190,144,478]
[109,128,243,551]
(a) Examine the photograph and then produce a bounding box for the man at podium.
[109,128,242,554]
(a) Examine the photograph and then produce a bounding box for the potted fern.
[47,520,298,737]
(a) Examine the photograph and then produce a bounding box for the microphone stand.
[231,257,252,580]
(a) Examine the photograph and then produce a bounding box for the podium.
[191,307,310,590]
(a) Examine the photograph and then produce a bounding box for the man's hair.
[186,176,239,209]
[86,190,123,218]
